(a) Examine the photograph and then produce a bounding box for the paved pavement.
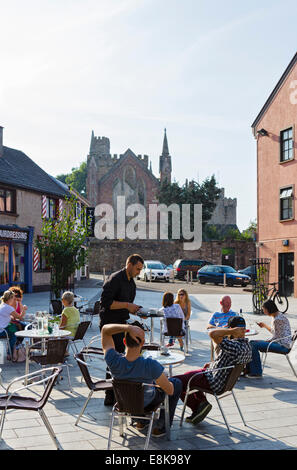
[0,279,297,450]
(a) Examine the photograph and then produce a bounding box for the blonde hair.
[62,291,74,305]
[1,290,15,304]
[174,289,190,307]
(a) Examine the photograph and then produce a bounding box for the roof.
[251,52,297,132]
[0,146,70,198]
[98,148,159,185]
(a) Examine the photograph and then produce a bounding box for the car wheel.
[199,279,206,284]
[227,279,234,287]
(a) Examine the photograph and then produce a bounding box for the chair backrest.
[38,367,62,409]
[75,351,105,390]
[165,317,183,336]
[51,300,63,315]
[112,379,145,415]
[45,338,69,364]
[92,301,101,316]
[221,364,244,393]
[73,321,91,341]
[141,343,160,351]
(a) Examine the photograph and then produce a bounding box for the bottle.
[53,322,59,336]
[43,312,48,333]
[36,311,43,333]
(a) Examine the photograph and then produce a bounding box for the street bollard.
[190,271,193,285]
[103,267,106,283]
[150,269,152,282]
[223,273,226,288]
[186,270,189,284]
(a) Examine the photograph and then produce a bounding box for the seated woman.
[167,289,191,348]
[246,299,292,378]
[0,290,24,355]
[8,286,28,331]
[161,292,185,351]
[59,291,80,337]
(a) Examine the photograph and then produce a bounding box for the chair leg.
[38,409,62,450]
[119,414,124,436]
[232,390,246,426]
[107,408,116,450]
[144,412,154,450]
[75,391,93,426]
[286,355,297,379]
[66,364,73,393]
[179,390,189,426]
[0,409,7,439]
[164,395,170,441]
[215,395,232,435]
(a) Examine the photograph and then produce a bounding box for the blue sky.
[1,0,297,230]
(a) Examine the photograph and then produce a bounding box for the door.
[0,243,9,291]
[221,248,235,267]
[279,253,294,296]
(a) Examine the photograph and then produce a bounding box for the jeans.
[0,328,17,354]
[248,340,290,376]
[140,377,182,430]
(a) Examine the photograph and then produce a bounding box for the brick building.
[0,127,89,293]
[252,52,297,297]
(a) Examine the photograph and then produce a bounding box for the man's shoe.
[246,374,262,379]
[152,427,166,438]
[190,402,212,425]
[135,422,149,431]
[104,392,115,406]
[166,343,174,348]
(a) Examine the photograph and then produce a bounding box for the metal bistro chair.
[51,300,63,316]
[180,364,246,435]
[69,321,91,354]
[28,338,73,393]
[261,331,297,378]
[161,317,185,350]
[74,351,113,425]
[0,328,12,360]
[108,379,170,450]
[80,301,100,327]
[0,366,63,450]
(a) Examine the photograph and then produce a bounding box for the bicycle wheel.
[273,292,289,314]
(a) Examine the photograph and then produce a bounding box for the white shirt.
[0,303,14,329]
[161,304,185,333]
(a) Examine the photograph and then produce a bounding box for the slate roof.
[0,146,70,198]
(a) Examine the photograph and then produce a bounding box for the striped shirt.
[208,310,238,328]
[205,337,252,394]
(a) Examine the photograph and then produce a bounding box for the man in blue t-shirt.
[207,295,238,329]
[102,321,182,438]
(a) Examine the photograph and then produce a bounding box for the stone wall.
[88,238,256,274]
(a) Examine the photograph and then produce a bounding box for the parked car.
[161,263,174,279]
[197,264,250,287]
[238,265,257,283]
[139,260,170,282]
[173,259,213,281]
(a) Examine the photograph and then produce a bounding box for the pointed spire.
[89,130,95,153]
[162,128,169,156]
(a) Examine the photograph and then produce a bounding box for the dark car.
[197,264,250,287]
[173,259,213,281]
[238,265,257,283]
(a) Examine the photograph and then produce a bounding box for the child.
[59,291,80,337]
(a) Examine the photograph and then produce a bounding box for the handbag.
[12,344,27,362]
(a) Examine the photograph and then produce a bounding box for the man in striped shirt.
[173,316,252,424]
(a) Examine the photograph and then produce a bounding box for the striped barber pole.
[33,247,39,272]
[41,195,47,218]
[58,199,63,220]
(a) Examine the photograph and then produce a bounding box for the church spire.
[159,128,172,184]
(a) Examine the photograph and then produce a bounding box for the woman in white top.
[162,292,185,351]
[247,299,292,377]
[167,289,192,348]
[0,290,22,355]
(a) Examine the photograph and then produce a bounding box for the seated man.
[207,295,237,329]
[173,316,252,424]
[101,321,182,437]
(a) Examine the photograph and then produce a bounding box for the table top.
[137,308,164,318]
[141,350,185,366]
[15,329,72,339]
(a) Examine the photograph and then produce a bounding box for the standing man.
[99,254,144,405]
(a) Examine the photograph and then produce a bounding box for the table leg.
[150,317,154,343]
[24,342,30,386]
[160,318,164,347]
[169,365,172,378]
[164,394,170,441]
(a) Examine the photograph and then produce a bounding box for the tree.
[56,161,87,196]
[36,194,90,299]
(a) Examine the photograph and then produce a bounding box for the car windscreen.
[147,263,164,269]
[222,266,237,273]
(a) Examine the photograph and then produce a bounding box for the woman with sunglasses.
[166,289,191,349]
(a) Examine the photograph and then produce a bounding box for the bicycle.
[252,282,289,314]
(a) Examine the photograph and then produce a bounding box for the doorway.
[279,252,294,296]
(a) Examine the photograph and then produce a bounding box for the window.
[44,197,58,219]
[0,188,16,214]
[280,187,293,220]
[280,128,293,162]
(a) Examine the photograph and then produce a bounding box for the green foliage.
[157,175,221,238]
[56,162,87,196]
[35,195,90,299]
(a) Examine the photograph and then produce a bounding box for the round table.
[15,329,72,384]
[141,350,185,377]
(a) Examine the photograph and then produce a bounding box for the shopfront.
[0,226,34,294]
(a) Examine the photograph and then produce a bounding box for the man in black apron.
[99,254,144,405]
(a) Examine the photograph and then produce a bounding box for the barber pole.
[33,247,39,272]
[41,195,47,218]
[58,199,63,220]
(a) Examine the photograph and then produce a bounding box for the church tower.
[159,128,172,184]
